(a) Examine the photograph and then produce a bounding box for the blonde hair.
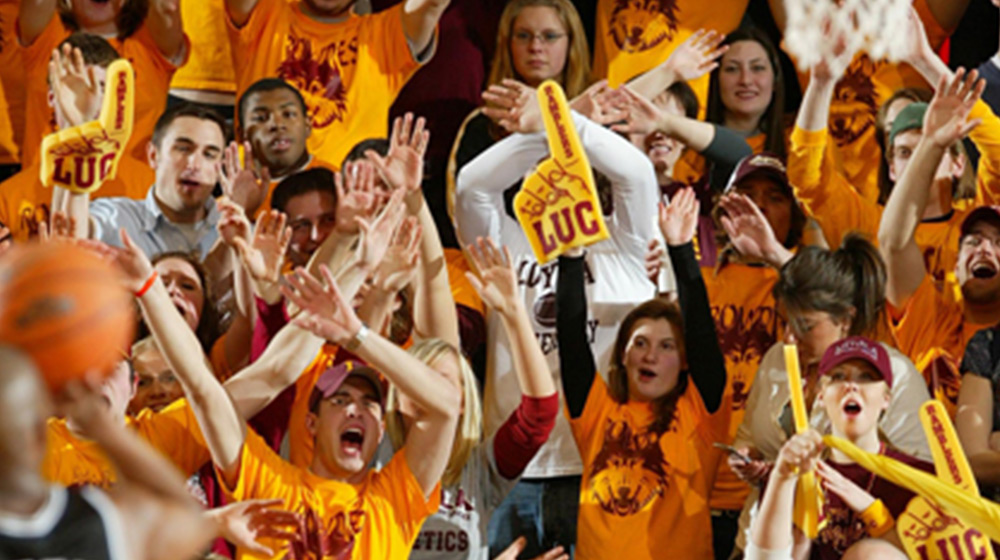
[486,0,591,98]
[385,339,482,488]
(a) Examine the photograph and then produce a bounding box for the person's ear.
[147,141,158,169]
[949,150,966,180]
[306,411,319,437]
[888,153,898,183]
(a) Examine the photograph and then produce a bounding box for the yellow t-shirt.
[169,0,235,92]
[20,16,184,174]
[444,247,484,316]
[570,375,720,560]
[591,0,749,109]
[0,155,151,242]
[226,2,422,168]
[42,399,208,488]
[890,275,990,415]
[788,0,949,203]
[222,428,439,560]
[703,263,782,511]
[0,0,25,165]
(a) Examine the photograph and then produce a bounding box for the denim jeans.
[488,476,580,559]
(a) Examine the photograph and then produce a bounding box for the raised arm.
[659,187,725,412]
[626,29,727,101]
[556,248,596,419]
[879,70,984,307]
[957,329,1000,486]
[18,0,55,45]
[401,0,449,58]
[285,265,460,498]
[146,0,186,61]
[59,380,215,560]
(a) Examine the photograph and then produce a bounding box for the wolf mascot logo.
[608,0,680,53]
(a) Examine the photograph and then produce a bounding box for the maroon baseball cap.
[960,206,1000,238]
[818,336,893,388]
[308,360,386,412]
[723,152,793,195]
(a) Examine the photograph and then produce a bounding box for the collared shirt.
[90,187,220,260]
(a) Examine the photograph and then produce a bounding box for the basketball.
[0,242,135,392]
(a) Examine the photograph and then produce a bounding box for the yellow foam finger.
[784,344,824,539]
[514,80,609,264]
[39,59,135,195]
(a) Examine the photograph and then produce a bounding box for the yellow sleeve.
[132,399,210,476]
[365,5,424,98]
[367,451,441,548]
[788,126,882,247]
[969,100,1000,207]
[218,428,305,507]
[888,275,962,364]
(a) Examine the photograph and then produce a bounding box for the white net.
[784,0,913,71]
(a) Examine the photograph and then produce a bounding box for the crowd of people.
[3,0,1000,558]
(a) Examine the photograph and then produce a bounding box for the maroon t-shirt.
[813,446,933,560]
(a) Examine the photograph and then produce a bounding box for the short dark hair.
[237,78,308,135]
[271,168,337,214]
[666,81,699,120]
[342,137,390,167]
[57,32,120,67]
[151,103,230,149]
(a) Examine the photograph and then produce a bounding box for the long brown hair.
[486,0,591,98]
[773,233,886,337]
[608,298,687,434]
[706,27,786,157]
[136,252,221,353]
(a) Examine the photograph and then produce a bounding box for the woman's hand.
[49,44,102,128]
[334,161,384,235]
[774,430,824,481]
[718,193,792,267]
[644,238,665,287]
[365,112,429,213]
[78,229,155,294]
[728,446,771,485]
[218,141,271,215]
[661,28,728,83]
[482,79,543,134]
[924,68,985,149]
[232,209,291,283]
[371,217,422,294]
[658,187,700,247]
[38,211,77,243]
[816,461,876,513]
[606,84,669,138]
[217,197,252,250]
[465,237,520,318]
[207,499,300,557]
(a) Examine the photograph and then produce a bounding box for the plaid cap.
[308,360,385,412]
[888,102,928,147]
[960,206,1000,238]
[818,336,893,388]
[723,152,792,195]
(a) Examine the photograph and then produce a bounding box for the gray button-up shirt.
[90,187,220,260]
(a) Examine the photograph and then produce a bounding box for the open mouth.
[842,399,862,418]
[340,427,364,454]
[638,368,657,381]
[178,178,201,190]
[972,262,998,279]
[735,90,758,100]
[270,138,292,151]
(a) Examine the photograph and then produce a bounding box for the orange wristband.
[135,270,158,298]
[858,499,894,538]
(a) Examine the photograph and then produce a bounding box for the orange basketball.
[0,242,135,391]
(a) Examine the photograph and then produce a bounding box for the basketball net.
[783,0,913,71]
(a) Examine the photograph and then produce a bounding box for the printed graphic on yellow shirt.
[712,302,781,412]
[899,401,995,560]
[607,0,680,55]
[284,504,364,560]
[39,59,135,194]
[919,349,961,418]
[276,29,352,131]
[515,80,609,264]
[829,56,879,148]
[589,412,671,517]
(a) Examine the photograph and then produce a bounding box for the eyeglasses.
[512,30,567,45]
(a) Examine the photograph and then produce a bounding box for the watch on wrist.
[344,324,369,352]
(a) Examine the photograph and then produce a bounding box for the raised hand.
[644,238,665,287]
[234,209,292,286]
[492,537,568,560]
[897,6,935,67]
[658,187,700,246]
[365,113,429,211]
[662,29,728,83]
[371,217,422,293]
[78,228,155,294]
[208,499,300,557]
[217,197,252,249]
[218,141,271,214]
[607,84,667,137]
[334,161,382,235]
[282,264,363,346]
[465,237,520,317]
[356,189,408,270]
[718,193,791,266]
[727,447,771,485]
[481,79,543,134]
[49,44,102,128]
[569,80,621,126]
[810,23,855,84]
[56,376,116,437]
[924,68,985,148]
[815,461,875,513]
[774,429,824,481]
[38,211,77,243]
